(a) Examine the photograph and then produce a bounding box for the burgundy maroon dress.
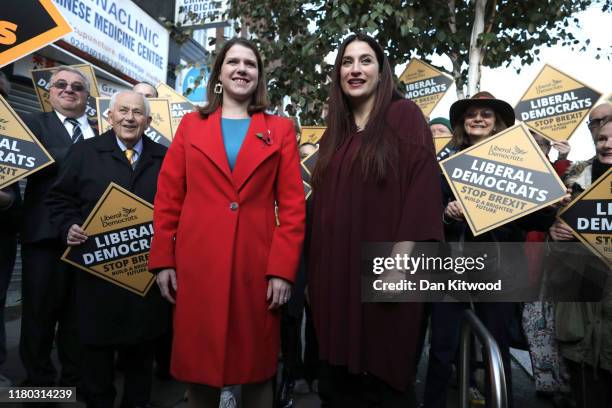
[308,99,444,391]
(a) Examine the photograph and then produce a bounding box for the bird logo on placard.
[152,112,162,123]
[122,207,136,217]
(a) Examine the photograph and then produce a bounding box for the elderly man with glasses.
[588,103,612,136]
[19,66,98,390]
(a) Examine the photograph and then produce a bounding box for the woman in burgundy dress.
[308,33,444,407]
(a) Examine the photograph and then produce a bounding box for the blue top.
[221,118,251,171]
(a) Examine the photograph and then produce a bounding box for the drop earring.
[214,82,223,94]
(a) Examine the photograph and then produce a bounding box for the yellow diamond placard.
[156,83,195,135]
[400,58,453,117]
[300,148,319,201]
[440,123,567,235]
[514,64,602,142]
[558,168,612,267]
[0,95,54,189]
[31,63,100,120]
[61,183,156,296]
[300,126,326,145]
[0,0,72,68]
[96,97,173,147]
[434,134,453,160]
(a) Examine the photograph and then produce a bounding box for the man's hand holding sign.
[66,224,88,246]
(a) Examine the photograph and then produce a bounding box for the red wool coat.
[149,109,305,386]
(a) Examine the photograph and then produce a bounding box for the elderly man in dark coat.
[46,90,170,408]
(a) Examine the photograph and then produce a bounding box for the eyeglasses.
[51,80,87,93]
[464,109,495,120]
[587,117,605,129]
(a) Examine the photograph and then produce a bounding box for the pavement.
[0,306,321,408]
[0,306,552,408]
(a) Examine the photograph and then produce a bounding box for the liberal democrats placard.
[61,183,156,296]
[400,58,453,117]
[440,124,567,235]
[558,168,612,267]
[31,63,100,120]
[0,95,54,189]
[514,64,601,142]
[300,148,319,201]
[96,97,173,147]
[300,126,326,145]
[0,0,72,68]
[434,135,453,161]
[156,83,195,136]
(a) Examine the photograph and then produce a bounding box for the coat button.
[229,202,239,211]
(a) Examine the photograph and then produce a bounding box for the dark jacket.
[21,111,98,243]
[552,159,612,373]
[0,183,22,234]
[46,130,169,345]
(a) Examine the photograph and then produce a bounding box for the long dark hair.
[312,33,403,186]
[450,111,508,149]
[199,38,268,117]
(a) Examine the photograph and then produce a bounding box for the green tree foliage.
[229,0,331,124]
[229,0,604,125]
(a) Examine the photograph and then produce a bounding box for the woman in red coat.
[149,38,305,407]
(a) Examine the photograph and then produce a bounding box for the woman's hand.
[157,268,177,304]
[267,277,292,310]
[559,188,573,206]
[67,224,88,246]
[550,188,573,210]
[549,220,575,241]
[552,141,571,160]
[444,200,465,222]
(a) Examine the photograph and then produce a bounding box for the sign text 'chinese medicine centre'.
[53,0,170,85]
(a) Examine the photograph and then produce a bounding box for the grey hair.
[594,115,612,142]
[109,90,151,117]
[50,66,91,93]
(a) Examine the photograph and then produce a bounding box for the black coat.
[0,183,21,282]
[0,182,21,234]
[46,130,170,346]
[22,111,98,243]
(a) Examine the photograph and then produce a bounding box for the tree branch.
[467,0,487,96]
[447,0,457,34]
[484,0,497,34]
[447,0,464,98]
[479,0,498,65]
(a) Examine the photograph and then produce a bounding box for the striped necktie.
[65,118,82,143]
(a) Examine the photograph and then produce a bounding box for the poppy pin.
[256,130,273,146]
